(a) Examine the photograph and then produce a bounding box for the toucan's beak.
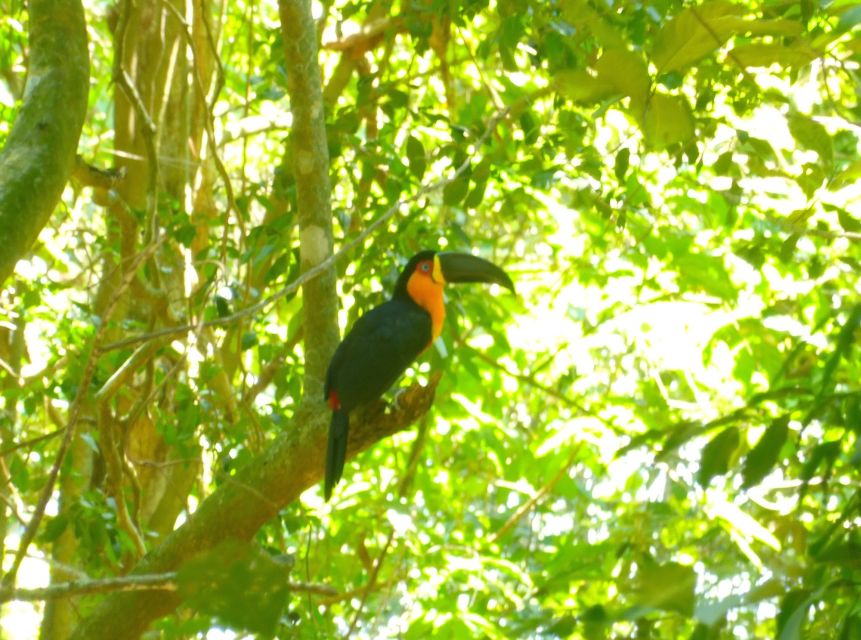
[437,252,515,292]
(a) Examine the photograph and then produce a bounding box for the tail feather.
[324,410,349,501]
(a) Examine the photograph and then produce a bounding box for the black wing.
[324,299,432,411]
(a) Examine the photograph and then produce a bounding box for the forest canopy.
[0,0,860,638]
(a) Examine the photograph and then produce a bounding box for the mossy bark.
[0,0,89,286]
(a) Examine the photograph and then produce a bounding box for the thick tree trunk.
[0,0,89,286]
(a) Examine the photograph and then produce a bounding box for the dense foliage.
[0,0,860,637]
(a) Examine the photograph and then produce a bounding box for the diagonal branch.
[68,375,440,640]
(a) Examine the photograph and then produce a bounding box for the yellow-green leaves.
[732,42,818,69]
[560,0,626,48]
[595,48,651,106]
[405,135,427,181]
[742,415,789,488]
[633,559,697,616]
[554,48,694,148]
[698,426,741,486]
[554,68,615,103]
[652,0,804,73]
[787,112,833,168]
[554,49,650,105]
[652,0,742,73]
[643,92,695,149]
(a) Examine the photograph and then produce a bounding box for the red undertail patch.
[327,391,341,411]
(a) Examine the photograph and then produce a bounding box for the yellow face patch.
[432,254,445,285]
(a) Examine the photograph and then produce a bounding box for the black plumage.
[323,253,436,501]
[322,250,513,501]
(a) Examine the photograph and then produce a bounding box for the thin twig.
[344,530,395,639]
[288,580,339,597]
[3,549,89,580]
[0,428,65,457]
[490,445,581,543]
[462,345,622,435]
[343,410,432,637]
[320,579,398,605]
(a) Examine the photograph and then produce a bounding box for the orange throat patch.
[406,271,445,341]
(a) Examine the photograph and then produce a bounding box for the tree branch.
[490,445,581,543]
[280,0,340,401]
[0,571,337,603]
[0,0,89,286]
[0,573,177,603]
[67,375,440,640]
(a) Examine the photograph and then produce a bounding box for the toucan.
[323,250,514,500]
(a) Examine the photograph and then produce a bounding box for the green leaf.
[643,93,695,149]
[175,223,197,248]
[801,440,841,483]
[844,394,861,432]
[406,136,426,180]
[178,540,291,636]
[614,148,630,182]
[560,0,626,48]
[673,252,736,300]
[9,455,30,492]
[40,512,70,544]
[554,69,615,104]
[634,558,697,616]
[443,175,471,206]
[653,4,803,74]
[787,113,833,167]
[652,1,743,73]
[742,415,789,488]
[837,5,861,32]
[777,591,812,640]
[837,208,861,233]
[215,296,231,318]
[732,42,818,69]
[240,331,258,351]
[698,426,740,486]
[744,18,804,37]
[595,48,651,105]
[834,158,861,187]
[520,110,539,144]
[818,304,861,396]
[464,181,488,209]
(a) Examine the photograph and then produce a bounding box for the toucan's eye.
[420,262,431,273]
